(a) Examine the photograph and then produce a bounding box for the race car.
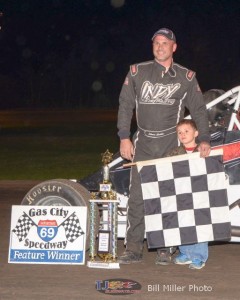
[21,86,240,243]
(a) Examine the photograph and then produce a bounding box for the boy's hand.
[198,142,211,158]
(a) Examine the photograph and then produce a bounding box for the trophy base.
[87,261,120,269]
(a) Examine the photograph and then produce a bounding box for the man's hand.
[120,139,134,161]
[198,141,211,158]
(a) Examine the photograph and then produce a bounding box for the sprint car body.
[21,86,240,243]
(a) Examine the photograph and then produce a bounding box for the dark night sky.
[0,0,239,109]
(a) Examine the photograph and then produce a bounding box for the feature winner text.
[10,249,83,263]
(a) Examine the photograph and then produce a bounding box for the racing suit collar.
[154,59,176,77]
[168,63,176,77]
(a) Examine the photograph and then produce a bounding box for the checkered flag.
[137,149,231,248]
[12,212,36,242]
[60,212,85,243]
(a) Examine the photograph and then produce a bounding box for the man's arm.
[117,70,136,160]
[186,76,211,157]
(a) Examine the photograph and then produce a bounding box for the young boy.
[165,119,208,270]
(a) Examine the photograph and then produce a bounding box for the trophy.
[87,150,120,269]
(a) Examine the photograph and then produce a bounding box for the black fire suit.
[117,60,210,254]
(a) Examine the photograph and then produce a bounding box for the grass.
[0,120,119,180]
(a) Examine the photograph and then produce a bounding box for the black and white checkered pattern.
[60,212,85,243]
[137,150,231,248]
[12,212,36,242]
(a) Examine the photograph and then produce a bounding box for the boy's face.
[177,124,198,146]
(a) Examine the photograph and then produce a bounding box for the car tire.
[21,179,92,247]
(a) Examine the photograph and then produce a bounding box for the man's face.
[177,124,198,146]
[152,35,177,66]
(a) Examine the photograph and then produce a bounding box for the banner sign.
[9,206,87,265]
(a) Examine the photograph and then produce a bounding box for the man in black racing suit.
[117,28,211,265]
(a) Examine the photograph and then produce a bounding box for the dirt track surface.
[1,181,239,300]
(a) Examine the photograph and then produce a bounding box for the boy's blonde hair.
[176,119,198,131]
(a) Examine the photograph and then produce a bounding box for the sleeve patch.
[130,64,138,76]
[124,77,129,85]
[196,84,202,92]
[187,70,195,80]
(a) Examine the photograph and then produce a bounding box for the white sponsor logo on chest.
[140,81,181,104]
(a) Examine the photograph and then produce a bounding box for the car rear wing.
[206,86,240,131]
[186,85,240,131]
